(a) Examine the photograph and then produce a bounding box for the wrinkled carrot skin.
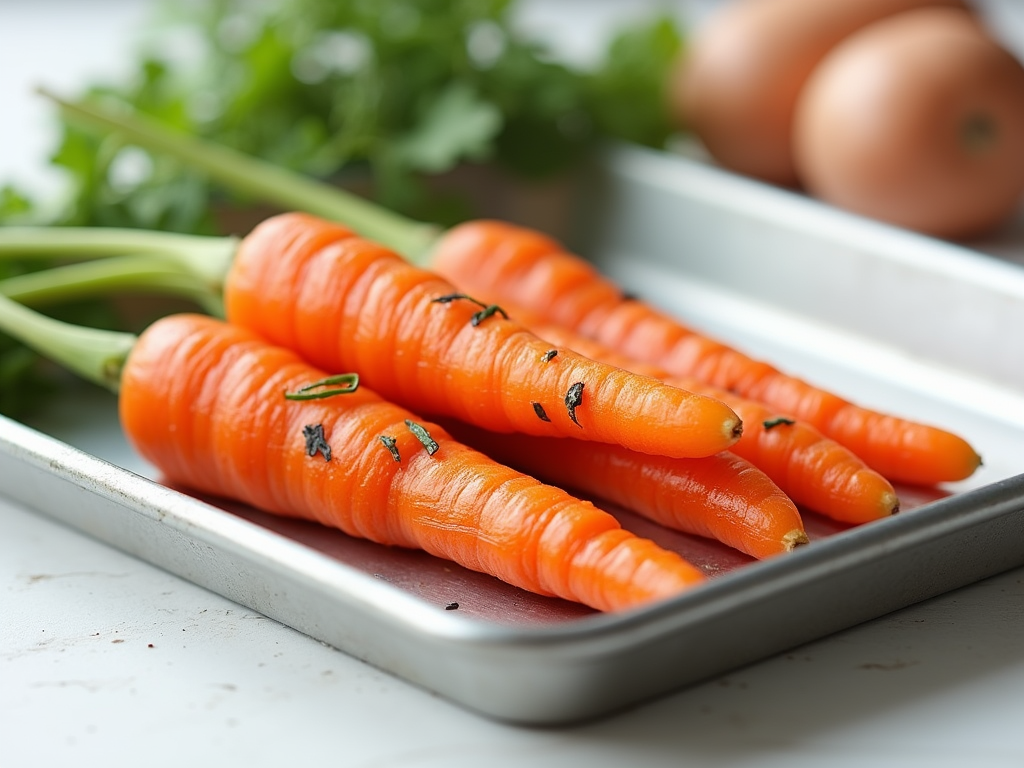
[429,221,981,486]
[500,315,900,525]
[443,420,807,560]
[119,314,706,612]
[692,386,899,524]
[223,213,742,460]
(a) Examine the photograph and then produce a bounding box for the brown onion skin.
[792,7,1024,240]
[672,0,969,187]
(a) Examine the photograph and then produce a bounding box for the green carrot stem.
[41,88,442,263]
[0,225,235,294]
[0,290,135,392]
[0,255,224,316]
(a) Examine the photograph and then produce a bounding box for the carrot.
[509,312,900,524]
[442,419,807,560]
[427,221,982,486]
[0,261,808,560]
[0,291,706,612]
[41,91,979,484]
[222,212,742,459]
[0,215,743,460]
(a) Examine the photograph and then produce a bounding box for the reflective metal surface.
[3,146,1023,723]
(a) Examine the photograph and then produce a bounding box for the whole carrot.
[0,292,705,612]
[0,217,742,460]
[514,312,900,524]
[40,92,978,483]
[222,212,742,459]
[427,221,982,486]
[442,420,807,560]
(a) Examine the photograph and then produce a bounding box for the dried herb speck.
[541,349,558,362]
[431,292,476,306]
[532,402,551,422]
[379,435,401,462]
[303,423,332,461]
[445,602,460,611]
[430,293,507,326]
[470,304,508,326]
[564,382,585,427]
[405,419,440,455]
[763,417,796,430]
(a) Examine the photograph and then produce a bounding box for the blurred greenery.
[0,0,685,417]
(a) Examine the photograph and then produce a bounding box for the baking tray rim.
[5,410,1024,655]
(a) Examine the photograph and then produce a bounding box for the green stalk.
[0,226,236,295]
[41,89,442,263]
[0,290,135,393]
[0,256,224,317]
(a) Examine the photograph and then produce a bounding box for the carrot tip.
[783,530,810,551]
[884,491,901,517]
[728,418,743,441]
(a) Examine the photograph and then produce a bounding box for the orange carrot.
[514,315,900,523]
[223,212,742,460]
[427,221,982,486]
[0,275,711,611]
[120,313,710,612]
[442,419,807,560]
[43,93,978,484]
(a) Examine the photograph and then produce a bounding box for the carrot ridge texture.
[119,314,707,612]
[223,213,742,460]
[517,317,901,525]
[443,420,807,560]
[428,220,982,486]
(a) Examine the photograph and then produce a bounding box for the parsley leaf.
[395,83,503,174]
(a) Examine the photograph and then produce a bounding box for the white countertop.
[3,3,1024,766]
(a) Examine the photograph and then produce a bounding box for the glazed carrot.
[428,221,982,486]
[0,217,742,460]
[0,292,705,612]
[222,212,742,459]
[514,313,900,524]
[0,261,805,559]
[43,92,978,483]
[442,419,807,560]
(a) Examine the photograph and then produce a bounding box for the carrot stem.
[0,290,134,392]
[41,89,441,263]
[0,255,223,316]
[0,225,236,295]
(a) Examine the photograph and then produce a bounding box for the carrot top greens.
[0,2,683,416]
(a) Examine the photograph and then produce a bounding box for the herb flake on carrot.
[303,424,332,462]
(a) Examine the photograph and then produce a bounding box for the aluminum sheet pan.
[3,145,1024,725]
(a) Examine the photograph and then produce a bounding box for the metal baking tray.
[3,144,1024,725]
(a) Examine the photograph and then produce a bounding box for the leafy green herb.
[285,373,360,400]
[585,15,684,148]
[0,1,686,416]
